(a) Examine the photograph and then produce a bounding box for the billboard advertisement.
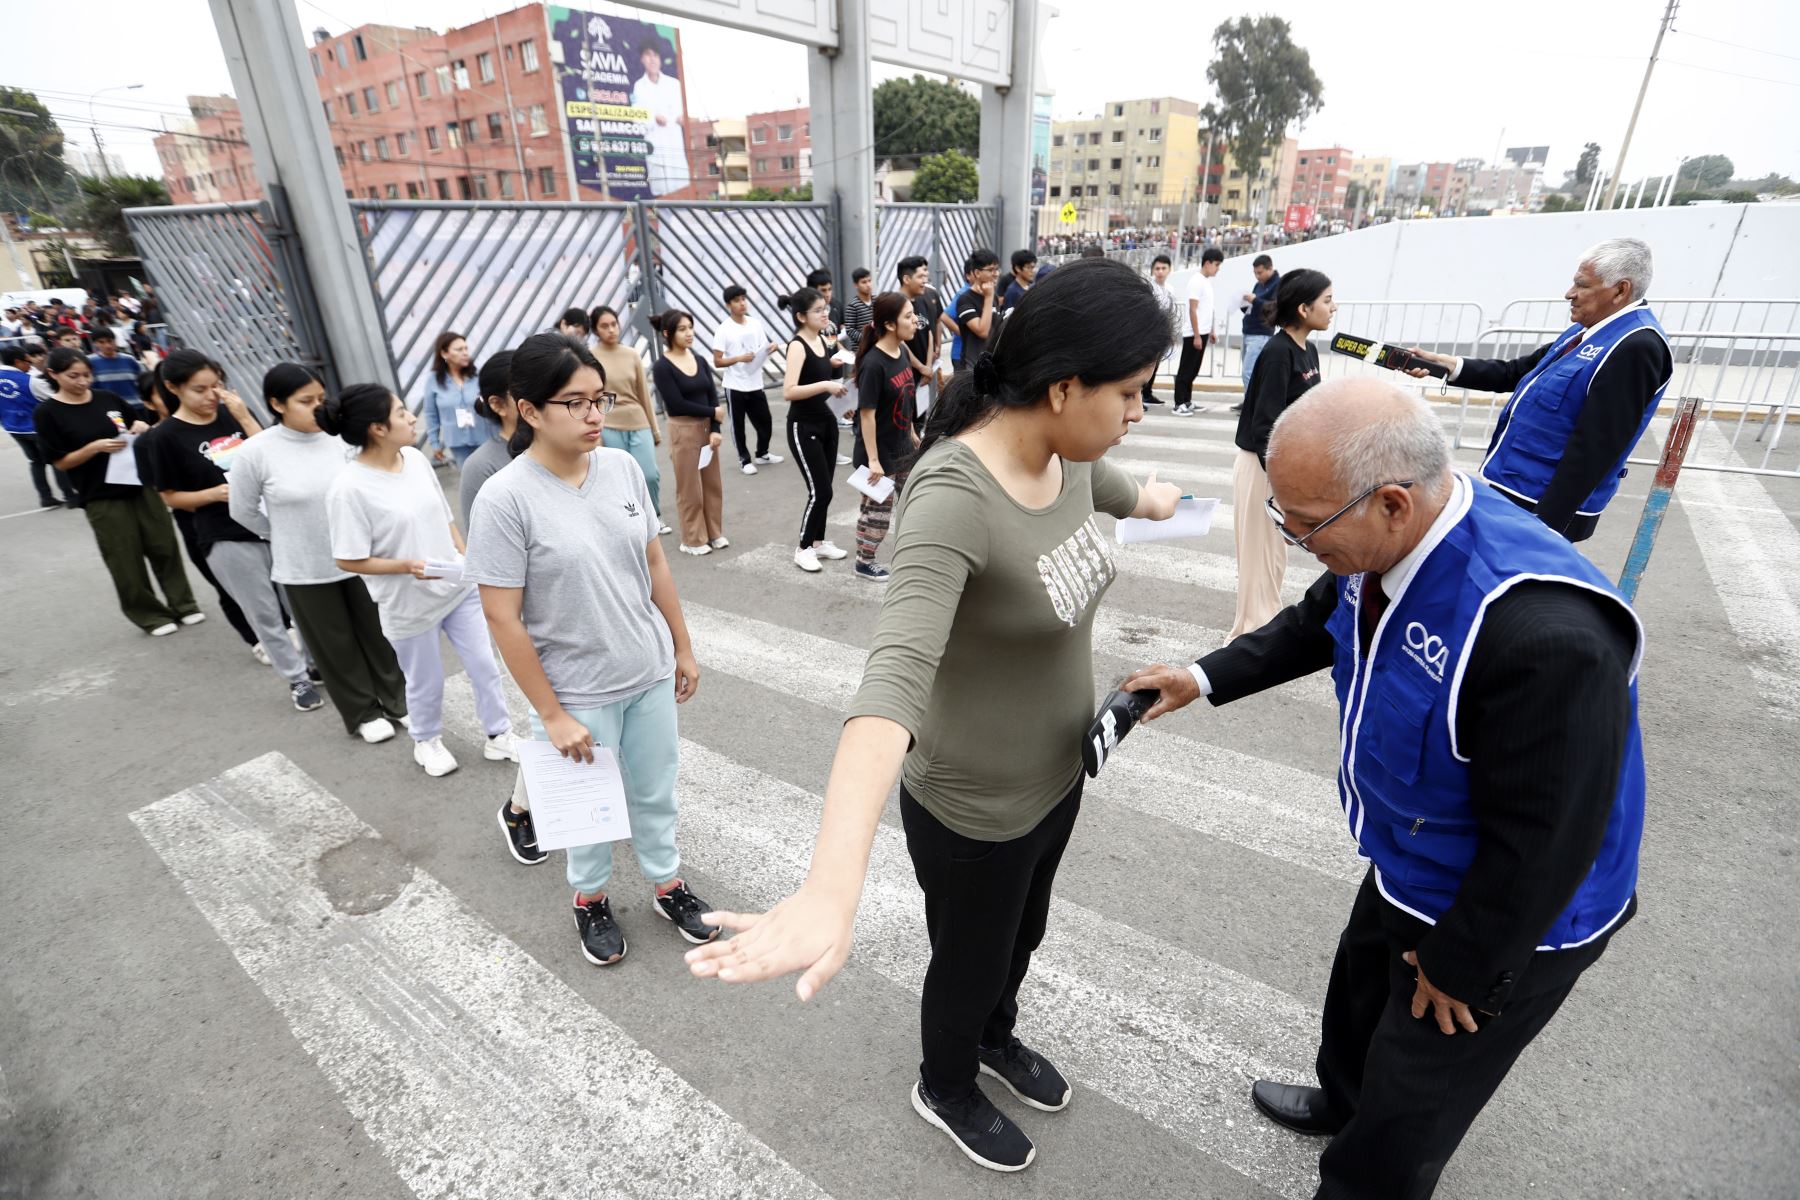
[1030,93,1052,207]
[1283,203,1314,233]
[548,7,692,199]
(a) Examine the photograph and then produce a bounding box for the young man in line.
[87,328,145,407]
[843,267,876,354]
[951,249,1001,372]
[711,285,786,475]
[1143,254,1178,408]
[1172,247,1226,416]
[1000,249,1037,312]
[1236,254,1281,413]
[896,256,943,421]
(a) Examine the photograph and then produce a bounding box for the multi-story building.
[1463,147,1547,213]
[1211,137,1298,224]
[1293,146,1353,218]
[745,107,812,193]
[1045,97,1204,215]
[1391,162,1456,213]
[686,118,750,199]
[155,95,262,204]
[1348,155,1390,212]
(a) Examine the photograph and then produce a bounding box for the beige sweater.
[592,342,657,436]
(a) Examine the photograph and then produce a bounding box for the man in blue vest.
[1123,379,1645,1199]
[1408,237,1672,542]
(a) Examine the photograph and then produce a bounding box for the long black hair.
[852,291,910,379]
[262,362,323,425]
[44,345,87,391]
[916,257,1170,458]
[1263,268,1332,329]
[151,347,226,413]
[475,350,514,426]
[648,309,694,349]
[507,333,604,456]
[315,383,399,447]
[776,287,824,331]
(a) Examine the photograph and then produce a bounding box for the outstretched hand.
[686,885,856,1002]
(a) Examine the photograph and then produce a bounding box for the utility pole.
[1604,0,1678,209]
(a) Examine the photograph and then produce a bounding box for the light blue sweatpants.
[529,678,681,895]
[602,427,662,517]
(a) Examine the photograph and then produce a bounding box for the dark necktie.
[1360,571,1387,654]
[1550,334,1584,363]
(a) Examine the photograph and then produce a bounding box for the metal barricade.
[350,200,637,406]
[1498,297,1800,343]
[122,200,327,408]
[873,203,1000,297]
[1452,325,1799,478]
[635,200,836,383]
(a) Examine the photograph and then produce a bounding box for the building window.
[415,71,429,98]
[499,170,515,198]
[780,155,795,171]
[1148,155,1160,167]
[1112,104,1124,117]
[344,92,357,116]
[435,177,450,199]
[778,124,792,140]
[322,99,334,123]
[1111,130,1123,143]
[1109,184,1121,196]
[707,161,720,176]
[1150,99,1161,114]
[386,81,399,107]
[357,141,370,162]
[333,146,346,167]
[1052,134,1063,147]
[755,158,768,172]
[1049,185,1061,197]
[538,166,556,194]
[1087,158,1099,171]
[436,65,452,93]
[1299,156,1309,166]
[462,118,476,143]
[385,183,399,199]
[477,52,494,83]
[1072,132,1084,146]
[457,175,472,200]
[446,123,461,149]
[426,126,441,151]
[520,39,539,72]
[406,181,420,199]
[376,136,390,160]
[752,127,767,144]
[335,43,348,68]
[1110,158,1122,170]
[1148,128,1161,142]
[473,172,490,200]
[353,34,367,61]
[396,132,409,156]
[487,113,504,140]
[452,59,470,89]
[363,86,378,112]
[1086,184,1098,196]
[311,52,321,77]
[367,186,378,199]
[528,103,548,136]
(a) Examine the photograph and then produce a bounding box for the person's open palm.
[686,885,855,1002]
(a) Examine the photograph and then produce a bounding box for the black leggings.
[787,412,838,549]
[727,388,772,465]
[1174,335,1209,408]
[901,776,1082,1099]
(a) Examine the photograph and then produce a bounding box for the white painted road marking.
[131,753,834,1200]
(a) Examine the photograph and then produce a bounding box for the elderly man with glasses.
[1123,378,1646,1200]
[1406,237,1672,543]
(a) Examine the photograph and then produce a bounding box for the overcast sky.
[11,0,1799,186]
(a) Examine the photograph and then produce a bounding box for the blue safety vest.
[1479,302,1668,518]
[1327,477,1645,949]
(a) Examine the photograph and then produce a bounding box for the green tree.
[910,149,979,204]
[742,183,813,203]
[73,174,170,257]
[873,75,980,157]
[0,87,78,218]
[1684,154,1734,189]
[1574,141,1602,186]
[1540,193,1571,213]
[1205,17,1324,224]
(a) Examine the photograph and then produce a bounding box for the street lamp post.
[87,84,144,178]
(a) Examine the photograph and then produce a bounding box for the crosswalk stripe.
[130,754,834,1200]
[435,682,1326,1199]
[1112,541,1312,605]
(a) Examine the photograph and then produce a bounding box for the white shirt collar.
[1380,473,1470,601]
[1575,298,1648,343]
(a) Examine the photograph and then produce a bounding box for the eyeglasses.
[541,392,617,418]
[1265,480,1415,551]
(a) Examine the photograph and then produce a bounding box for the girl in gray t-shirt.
[464,333,715,968]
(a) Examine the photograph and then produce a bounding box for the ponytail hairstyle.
[151,347,226,413]
[916,257,1171,460]
[507,333,604,456]
[315,383,400,447]
[776,287,823,331]
[474,350,514,426]
[44,345,87,391]
[1264,268,1332,330]
[262,362,324,425]
[852,291,910,379]
[648,309,693,350]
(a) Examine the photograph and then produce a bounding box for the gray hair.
[1579,238,1653,301]
[1268,385,1453,506]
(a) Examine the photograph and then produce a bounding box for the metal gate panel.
[934,204,998,290]
[637,201,835,383]
[873,204,938,294]
[122,201,314,405]
[352,200,636,406]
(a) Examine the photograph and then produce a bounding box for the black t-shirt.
[134,410,262,556]
[788,334,838,422]
[904,288,943,370]
[853,344,918,472]
[1236,331,1321,462]
[30,389,149,506]
[955,286,994,365]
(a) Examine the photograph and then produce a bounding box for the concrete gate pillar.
[807,2,874,286]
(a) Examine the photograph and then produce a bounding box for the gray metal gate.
[874,202,1000,296]
[635,201,836,383]
[123,198,330,405]
[350,200,638,405]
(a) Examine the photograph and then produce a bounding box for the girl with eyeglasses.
[649,309,727,556]
[321,383,519,778]
[466,333,713,966]
[778,286,851,574]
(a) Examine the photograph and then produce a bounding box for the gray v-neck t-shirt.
[463,447,673,711]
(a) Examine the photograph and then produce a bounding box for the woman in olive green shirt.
[687,259,1181,1173]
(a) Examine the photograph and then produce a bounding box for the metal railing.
[1497,297,1800,346]
[873,202,1000,297]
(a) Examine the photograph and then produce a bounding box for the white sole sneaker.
[910,1083,1035,1173]
[484,735,519,762]
[979,1060,1073,1112]
[149,623,178,637]
[179,612,207,626]
[678,543,713,556]
[356,718,397,744]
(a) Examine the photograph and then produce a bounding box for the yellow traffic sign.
[1059,202,1079,225]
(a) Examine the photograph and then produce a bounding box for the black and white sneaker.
[910,1078,1035,1173]
[653,880,719,944]
[573,894,627,965]
[497,801,548,865]
[291,681,325,711]
[978,1038,1072,1112]
[853,561,891,582]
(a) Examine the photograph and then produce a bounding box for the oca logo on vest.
[1403,620,1448,682]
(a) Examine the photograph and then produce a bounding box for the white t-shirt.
[713,314,772,392]
[325,445,470,641]
[1180,273,1222,340]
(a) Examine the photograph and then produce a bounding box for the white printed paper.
[517,741,633,851]
[826,388,856,419]
[847,465,896,503]
[914,382,931,418]
[1115,497,1219,544]
[697,444,714,470]
[455,407,477,429]
[422,558,464,582]
[830,346,855,367]
[103,434,140,486]
[749,343,775,374]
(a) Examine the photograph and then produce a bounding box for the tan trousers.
[1230,448,1288,639]
[667,416,724,547]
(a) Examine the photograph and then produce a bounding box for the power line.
[1662,59,1800,89]
[1678,31,1800,63]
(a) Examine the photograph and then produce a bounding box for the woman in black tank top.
[779,286,850,573]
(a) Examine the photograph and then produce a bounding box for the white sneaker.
[741,462,758,475]
[794,546,822,573]
[398,715,412,731]
[813,540,848,561]
[485,731,520,762]
[179,612,206,626]
[678,542,713,556]
[149,622,178,637]
[251,642,272,666]
[413,736,459,777]
[709,536,730,549]
[357,717,396,744]
[754,452,784,464]
[835,454,852,466]
[658,523,673,535]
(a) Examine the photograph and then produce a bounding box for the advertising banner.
[1283,203,1314,233]
[547,7,691,199]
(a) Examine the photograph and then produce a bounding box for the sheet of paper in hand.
[517,741,633,851]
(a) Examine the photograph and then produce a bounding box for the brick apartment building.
[1293,146,1353,217]
[744,107,812,194]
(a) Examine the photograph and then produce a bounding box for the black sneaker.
[307,666,325,685]
[573,894,626,965]
[496,801,548,866]
[653,880,719,944]
[853,561,891,582]
[910,1078,1035,1173]
[978,1038,1072,1112]
[290,681,325,711]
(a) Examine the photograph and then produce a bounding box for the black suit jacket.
[1198,570,1639,1012]
[1461,307,1672,541]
